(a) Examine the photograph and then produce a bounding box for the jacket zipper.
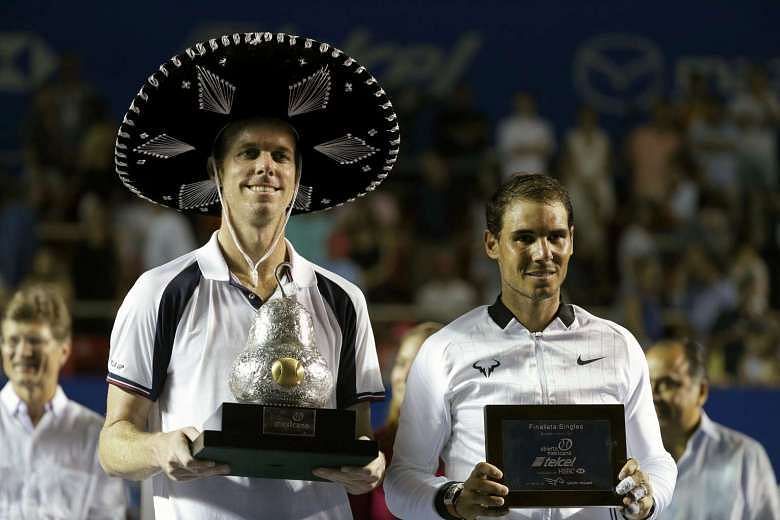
[532,331,550,404]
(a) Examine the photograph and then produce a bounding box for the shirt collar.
[488,294,576,330]
[1,382,67,418]
[196,231,316,288]
[692,410,718,441]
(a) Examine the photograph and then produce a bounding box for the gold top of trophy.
[272,357,305,388]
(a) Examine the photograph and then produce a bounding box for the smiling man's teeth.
[248,185,276,193]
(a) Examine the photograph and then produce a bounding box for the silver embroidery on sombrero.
[196,65,236,115]
[288,66,331,117]
[314,134,378,165]
[134,134,196,159]
[292,185,313,211]
[179,180,219,210]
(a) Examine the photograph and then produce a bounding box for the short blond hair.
[2,284,71,342]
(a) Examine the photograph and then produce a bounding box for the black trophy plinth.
[192,403,378,480]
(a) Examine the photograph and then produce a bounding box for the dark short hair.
[2,284,71,342]
[680,338,707,381]
[485,174,574,236]
[211,117,302,175]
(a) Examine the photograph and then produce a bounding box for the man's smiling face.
[485,199,573,304]
[1,320,69,392]
[216,119,298,227]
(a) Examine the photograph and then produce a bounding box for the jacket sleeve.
[622,330,677,519]
[384,336,451,520]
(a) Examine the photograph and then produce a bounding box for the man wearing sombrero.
[97,32,398,519]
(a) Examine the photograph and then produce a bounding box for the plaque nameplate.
[484,404,627,507]
[262,407,317,437]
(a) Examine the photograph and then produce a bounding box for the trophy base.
[192,403,378,480]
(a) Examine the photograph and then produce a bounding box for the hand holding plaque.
[192,263,378,480]
[616,458,655,519]
[453,462,510,519]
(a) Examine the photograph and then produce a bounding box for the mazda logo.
[574,33,665,115]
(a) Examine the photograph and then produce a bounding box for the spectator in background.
[76,122,120,201]
[496,92,555,179]
[730,233,770,320]
[431,84,491,219]
[562,106,615,294]
[664,152,700,226]
[113,199,155,291]
[687,97,740,209]
[70,193,120,336]
[343,197,411,302]
[675,71,712,130]
[71,193,118,303]
[680,245,737,338]
[432,84,490,175]
[563,106,614,216]
[0,284,127,519]
[24,247,74,306]
[350,322,443,520]
[285,211,336,266]
[730,65,780,191]
[621,256,665,348]
[646,339,780,518]
[710,272,779,385]
[627,101,682,204]
[0,173,38,294]
[691,202,734,265]
[141,205,197,270]
[617,201,659,293]
[321,231,362,285]
[412,151,457,246]
[414,251,478,323]
[22,53,108,220]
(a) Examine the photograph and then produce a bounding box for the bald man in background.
[646,339,780,519]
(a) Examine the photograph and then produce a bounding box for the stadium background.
[2,0,779,516]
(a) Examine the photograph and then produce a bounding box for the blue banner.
[2,0,778,158]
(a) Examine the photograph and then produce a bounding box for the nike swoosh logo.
[577,355,606,366]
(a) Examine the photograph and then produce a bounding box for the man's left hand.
[615,458,654,519]
[312,439,385,495]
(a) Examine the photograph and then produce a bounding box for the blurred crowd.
[1,55,778,387]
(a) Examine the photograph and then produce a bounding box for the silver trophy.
[229,262,333,407]
[193,262,377,480]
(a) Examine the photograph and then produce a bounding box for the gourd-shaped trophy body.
[228,263,333,408]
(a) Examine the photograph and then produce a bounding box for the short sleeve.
[107,271,161,400]
[313,270,385,408]
[350,287,385,404]
[106,260,202,401]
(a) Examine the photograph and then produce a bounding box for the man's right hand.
[153,427,231,481]
[453,462,510,520]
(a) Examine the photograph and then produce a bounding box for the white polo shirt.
[385,298,677,520]
[659,411,780,520]
[0,383,127,519]
[107,232,385,520]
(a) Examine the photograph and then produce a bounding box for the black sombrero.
[114,32,400,215]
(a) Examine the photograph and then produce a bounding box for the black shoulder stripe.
[151,261,202,400]
[315,272,358,409]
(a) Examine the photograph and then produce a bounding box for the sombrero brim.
[114,32,400,215]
